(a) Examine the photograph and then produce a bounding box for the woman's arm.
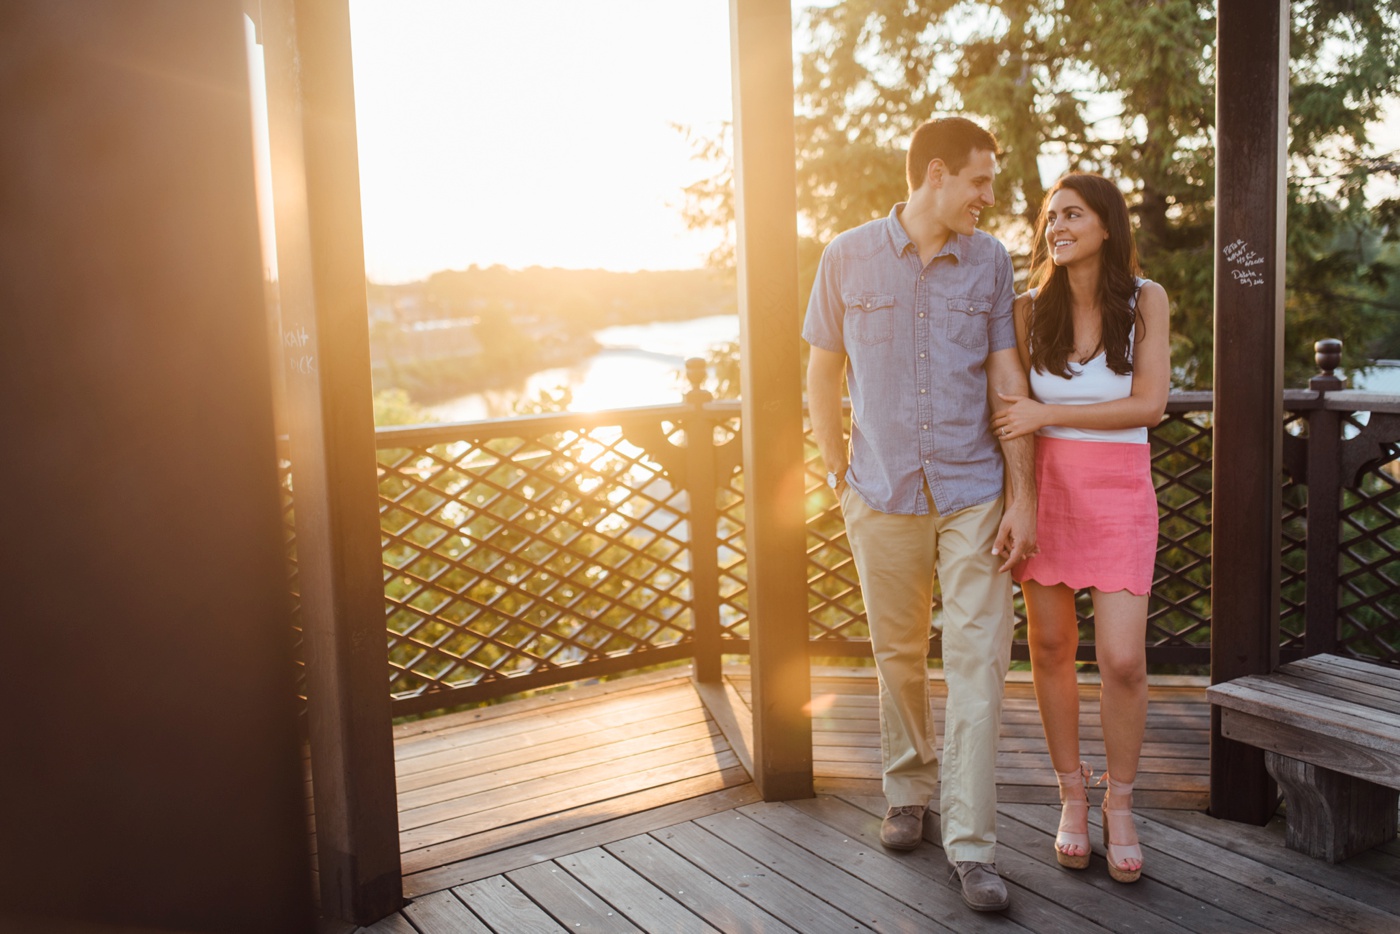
[993,281,1170,439]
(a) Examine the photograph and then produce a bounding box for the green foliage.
[373,388,436,427]
[680,0,1400,388]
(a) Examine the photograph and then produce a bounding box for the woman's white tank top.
[1029,280,1148,445]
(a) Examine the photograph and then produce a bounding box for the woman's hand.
[992,393,1047,441]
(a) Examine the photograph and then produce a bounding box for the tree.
[681,0,1400,388]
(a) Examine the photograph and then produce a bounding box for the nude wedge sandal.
[1053,762,1093,869]
[1100,774,1143,883]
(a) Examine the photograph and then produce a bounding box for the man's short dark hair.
[906,117,1001,190]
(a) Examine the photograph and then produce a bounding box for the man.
[802,116,1036,912]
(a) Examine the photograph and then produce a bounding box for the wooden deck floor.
[349,664,1400,933]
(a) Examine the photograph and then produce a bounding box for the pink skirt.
[1013,436,1157,596]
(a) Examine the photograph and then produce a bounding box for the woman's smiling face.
[1045,188,1109,266]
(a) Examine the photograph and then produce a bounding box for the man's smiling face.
[931,148,997,237]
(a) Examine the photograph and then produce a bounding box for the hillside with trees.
[365,265,735,402]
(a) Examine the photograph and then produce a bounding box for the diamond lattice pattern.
[377,425,693,701]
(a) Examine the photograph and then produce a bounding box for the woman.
[992,173,1169,883]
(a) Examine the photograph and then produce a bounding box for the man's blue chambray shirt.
[802,204,1017,516]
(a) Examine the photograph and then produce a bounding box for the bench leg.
[1265,752,1399,863]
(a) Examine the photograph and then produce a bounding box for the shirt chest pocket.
[946,297,992,352]
[845,293,895,345]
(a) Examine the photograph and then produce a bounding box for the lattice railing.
[325,390,1400,711]
[1336,410,1400,665]
[375,408,699,713]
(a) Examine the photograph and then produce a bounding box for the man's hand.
[991,498,1038,573]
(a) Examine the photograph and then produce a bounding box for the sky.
[249,4,1400,286]
[346,0,735,283]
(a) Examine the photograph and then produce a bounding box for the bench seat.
[1206,653,1400,862]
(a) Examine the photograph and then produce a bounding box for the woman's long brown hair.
[1028,174,1143,378]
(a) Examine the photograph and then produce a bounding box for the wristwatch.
[826,471,843,491]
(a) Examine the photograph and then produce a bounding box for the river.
[426,314,742,421]
[426,316,1399,422]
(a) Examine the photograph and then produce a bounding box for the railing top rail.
[372,390,1400,447]
[375,402,696,447]
[1315,390,1400,414]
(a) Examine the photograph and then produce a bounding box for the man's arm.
[807,346,849,493]
[986,346,1036,571]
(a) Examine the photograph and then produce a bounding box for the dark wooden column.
[728,0,814,800]
[1209,0,1289,824]
[0,3,312,930]
[262,0,404,921]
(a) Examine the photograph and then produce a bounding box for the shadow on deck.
[352,665,1400,933]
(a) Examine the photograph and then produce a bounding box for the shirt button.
[922,424,929,430]
[920,352,926,358]
[920,388,927,394]
[924,458,931,464]
[918,312,925,318]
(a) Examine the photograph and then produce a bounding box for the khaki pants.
[841,487,1013,863]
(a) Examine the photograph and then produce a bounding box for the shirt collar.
[886,203,965,263]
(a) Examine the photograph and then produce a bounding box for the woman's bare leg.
[1025,579,1090,861]
[1091,587,1150,875]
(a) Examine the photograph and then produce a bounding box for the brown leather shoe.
[879,805,925,850]
[948,860,1010,912]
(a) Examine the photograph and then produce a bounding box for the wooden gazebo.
[3,1,1384,930]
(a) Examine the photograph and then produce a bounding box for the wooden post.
[1305,340,1344,657]
[727,0,814,800]
[1209,0,1289,824]
[262,0,403,921]
[0,4,312,929]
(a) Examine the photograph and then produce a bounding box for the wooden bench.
[1207,653,1400,862]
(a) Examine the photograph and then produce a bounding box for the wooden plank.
[401,770,757,885]
[1144,807,1400,895]
[653,820,876,934]
[733,800,1019,929]
[693,809,1000,932]
[1209,680,1400,751]
[507,861,644,933]
[1085,807,1361,932]
[357,912,416,934]
[1268,669,1400,715]
[1291,655,1400,689]
[556,848,721,934]
[454,878,567,933]
[397,705,713,791]
[1118,805,1400,932]
[395,683,703,763]
[398,720,725,811]
[391,668,695,741]
[1213,675,1400,729]
[694,677,755,779]
[605,833,800,934]
[799,796,1198,934]
[994,803,1270,933]
[400,741,739,843]
[400,890,490,934]
[1221,708,1400,787]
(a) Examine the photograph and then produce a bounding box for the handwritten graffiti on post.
[1222,238,1265,287]
[282,324,317,376]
